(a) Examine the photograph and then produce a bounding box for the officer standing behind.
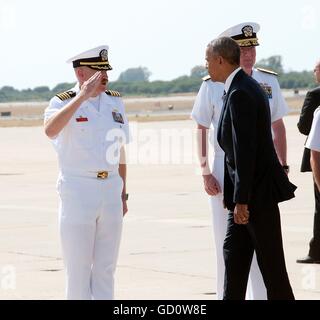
[297,60,320,264]
[44,45,130,300]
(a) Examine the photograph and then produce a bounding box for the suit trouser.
[223,204,294,300]
[308,181,320,259]
[210,155,266,300]
[58,172,123,300]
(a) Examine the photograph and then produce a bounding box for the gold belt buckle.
[97,171,108,179]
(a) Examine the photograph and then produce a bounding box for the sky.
[0,0,319,90]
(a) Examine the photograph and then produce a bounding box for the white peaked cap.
[219,22,260,47]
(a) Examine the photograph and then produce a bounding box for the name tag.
[112,111,124,124]
[76,117,88,122]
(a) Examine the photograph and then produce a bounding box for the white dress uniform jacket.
[252,68,289,121]
[45,85,130,174]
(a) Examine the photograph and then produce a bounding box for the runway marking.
[40,269,62,272]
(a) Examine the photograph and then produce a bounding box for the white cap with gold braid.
[219,22,260,47]
[66,45,112,70]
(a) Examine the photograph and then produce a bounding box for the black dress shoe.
[296,255,320,264]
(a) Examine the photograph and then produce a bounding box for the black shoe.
[296,255,320,264]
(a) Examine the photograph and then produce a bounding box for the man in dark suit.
[206,37,296,300]
[296,60,320,264]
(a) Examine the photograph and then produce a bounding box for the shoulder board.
[202,75,211,81]
[56,90,76,101]
[105,90,121,97]
[256,68,278,76]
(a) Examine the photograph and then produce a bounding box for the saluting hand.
[202,174,221,196]
[79,71,107,100]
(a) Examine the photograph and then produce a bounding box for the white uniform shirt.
[224,67,242,93]
[306,107,320,152]
[87,95,101,112]
[191,79,225,155]
[44,85,130,174]
[252,68,288,122]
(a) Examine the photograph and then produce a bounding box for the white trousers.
[210,155,267,300]
[57,172,123,300]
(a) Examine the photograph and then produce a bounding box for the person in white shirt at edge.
[191,22,289,300]
[306,108,320,202]
[44,45,130,300]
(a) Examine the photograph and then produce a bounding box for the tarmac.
[0,114,320,300]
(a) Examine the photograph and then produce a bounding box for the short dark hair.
[208,37,240,65]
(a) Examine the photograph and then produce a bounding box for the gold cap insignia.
[100,49,108,61]
[242,25,253,38]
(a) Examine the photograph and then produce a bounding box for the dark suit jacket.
[217,69,296,211]
[297,86,320,172]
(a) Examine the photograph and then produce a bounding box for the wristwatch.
[282,165,290,173]
[122,193,129,201]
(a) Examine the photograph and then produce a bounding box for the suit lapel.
[217,69,245,146]
[217,91,228,145]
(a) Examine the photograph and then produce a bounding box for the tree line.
[0,56,316,103]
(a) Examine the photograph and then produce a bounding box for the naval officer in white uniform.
[44,45,130,300]
[192,23,289,300]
